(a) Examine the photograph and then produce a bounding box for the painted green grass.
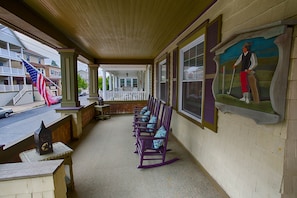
[216,94,275,114]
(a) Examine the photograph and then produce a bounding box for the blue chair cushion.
[146,116,157,132]
[141,110,151,122]
[140,106,148,115]
[153,126,166,149]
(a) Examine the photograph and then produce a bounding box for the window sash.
[179,34,205,122]
[159,59,167,102]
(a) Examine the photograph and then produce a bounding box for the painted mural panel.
[212,25,292,124]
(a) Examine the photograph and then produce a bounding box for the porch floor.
[68,115,226,198]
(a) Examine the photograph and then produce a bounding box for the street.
[0,104,61,147]
[0,96,89,147]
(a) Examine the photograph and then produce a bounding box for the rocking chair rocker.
[135,105,179,168]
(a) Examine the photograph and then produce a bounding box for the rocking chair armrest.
[134,114,146,118]
[138,136,154,141]
[134,121,148,125]
[138,136,165,141]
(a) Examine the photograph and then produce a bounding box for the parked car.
[52,96,62,104]
[0,107,13,118]
[79,92,87,96]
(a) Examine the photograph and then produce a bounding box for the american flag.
[21,59,56,106]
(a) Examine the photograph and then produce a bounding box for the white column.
[146,64,151,98]
[114,76,118,90]
[109,73,112,91]
[6,42,14,88]
[21,48,27,86]
[88,64,99,99]
[102,70,107,100]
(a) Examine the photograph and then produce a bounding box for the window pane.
[197,42,204,54]
[160,83,166,101]
[179,34,204,121]
[184,51,189,60]
[183,42,204,81]
[126,78,131,87]
[197,55,203,66]
[133,79,137,87]
[159,59,167,101]
[189,47,196,58]
[161,64,166,82]
[120,79,125,87]
[182,81,203,118]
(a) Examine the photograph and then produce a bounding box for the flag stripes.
[21,59,56,106]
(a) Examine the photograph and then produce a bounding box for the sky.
[14,31,88,71]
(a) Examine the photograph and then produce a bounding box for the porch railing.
[0,66,25,76]
[0,84,21,92]
[0,48,20,60]
[99,90,146,101]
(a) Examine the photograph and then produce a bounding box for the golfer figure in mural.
[233,42,260,104]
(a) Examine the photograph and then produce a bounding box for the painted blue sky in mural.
[220,37,278,64]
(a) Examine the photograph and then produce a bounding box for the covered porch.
[1,1,297,197]
[66,115,226,198]
[0,106,227,197]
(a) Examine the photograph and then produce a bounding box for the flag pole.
[19,56,62,90]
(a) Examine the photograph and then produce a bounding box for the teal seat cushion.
[146,116,157,132]
[142,110,151,122]
[153,126,166,149]
[140,106,148,115]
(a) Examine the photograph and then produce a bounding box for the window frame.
[158,59,167,102]
[38,68,46,75]
[178,33,205,123]
[119,77,138,88]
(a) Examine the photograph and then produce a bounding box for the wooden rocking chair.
[133,97,155,123]
[133,99,163,137]
[135,105,179,168]
[133,94,154,114]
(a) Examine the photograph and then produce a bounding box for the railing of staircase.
[13,85,31,105]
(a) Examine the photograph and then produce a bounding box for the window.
[126,78,131,87]
[176,17,221,131]
[179,35,204,122]
[133,79,138,88]
[159,59,167,102]
[120,78,125,88]
[38,68,46,75]
[50,69,61,77]
[119,78,137,89]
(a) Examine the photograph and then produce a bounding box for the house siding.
[155,0,297,197]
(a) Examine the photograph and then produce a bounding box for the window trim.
[178,34,205,123]
[158,59,167,102]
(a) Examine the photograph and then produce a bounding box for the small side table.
[19,142,74,190]
[95,104,111,120]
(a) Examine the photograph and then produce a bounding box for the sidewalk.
[5,101,46,114]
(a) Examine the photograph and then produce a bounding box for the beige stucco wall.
[156,0,297,198]
[283,25,297,197]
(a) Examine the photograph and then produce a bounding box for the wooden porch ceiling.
[0,0,216,65]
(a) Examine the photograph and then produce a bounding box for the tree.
[78,74,88,93]
[98,76,109,90]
